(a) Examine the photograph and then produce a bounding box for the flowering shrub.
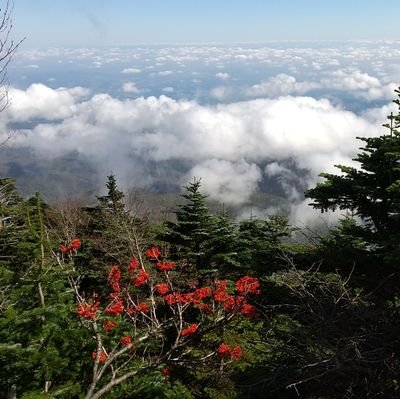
[120,336,132,346]
[236,275,261,295]
[181,323,199,337]
[76,300,100,319]
[103,320,117,332]
[72,245,261,399]
[91,351,107,363]
[217,343,242,360]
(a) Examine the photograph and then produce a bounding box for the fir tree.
[96,174,125,214]
[160,179,216,273]
[236,215,294,276]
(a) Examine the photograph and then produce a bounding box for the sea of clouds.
[3,41,400,224]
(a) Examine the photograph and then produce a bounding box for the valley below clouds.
[3,41,400,224]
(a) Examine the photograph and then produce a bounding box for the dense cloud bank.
[1,82,395,224]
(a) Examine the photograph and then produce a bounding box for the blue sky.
[13,0,400,46]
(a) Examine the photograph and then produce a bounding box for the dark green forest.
[1,89,400,398]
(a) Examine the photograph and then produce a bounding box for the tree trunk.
[7,385,16,399]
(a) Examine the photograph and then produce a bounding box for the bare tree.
[0,0,24,146]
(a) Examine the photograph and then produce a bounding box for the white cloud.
[162,87,174,93]
[158,70,173,76]
[122,82,140,93]
[321,69,380,91]
[121,68,142,74]
[244,74,319,98]
[4,84,387,224]
[215,72,230,80]
[7,84,86,121]
[184,159,262,205]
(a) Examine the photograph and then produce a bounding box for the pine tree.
[0,189,88,397]
[160,179,216,273]
[96,174,125,214]
[206,215,240,276]
[236,215,294,276]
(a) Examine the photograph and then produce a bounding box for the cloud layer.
[3,82,392,224]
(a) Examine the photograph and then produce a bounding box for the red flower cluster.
[105,300,124,316]
[212,278,259,317]
[76,301,100,319]
[217,343,242,360]
[240,303,258,319]
[128,256,139,273]
[103,320,117,332]
[163,292,193,305]
[109,264,121,292]
[164,293,177,305]
[59,238,81,254]
[132,269,150,287]
[92,351,107,363]
[236,276,261,295]
[192,287,212,303]
[135,302,149,313]
[155,283,169,295]
[161,367,170,377]
[120,336,132,346]
[156,259,175,272]
[214,280,232,303]
[146,246,161,259]
[181,323,199,337]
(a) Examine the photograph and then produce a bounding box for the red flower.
[214,291,231,303]
[192,287,211,303]
[109,292,120,300]
[128,257,139,273]
[120,336,132,346]
[105,300,124,316]
[59,244,69,254]
[146,246,161,259]
[217,343,242,360]
[92,351,107,363]
[181,323,199,337]
[214,280,230,303]
[176,292,192,304]
[76,301,100,319]
[135,302,149,313]
[240,303,258,319]
[133,270,150,287]
[156,259,175,272]
[217,343,231,358]
[236,276,261,295]
[109,264,122,292]
[223,295,236,312]
[70,238,81,250]
[59,238,81,254]
[215,280,228,291]
[231,345,242,360]
[164,293,177,305]
[155,283,169,295]
[103,320,118,332]
[161,367,170,377]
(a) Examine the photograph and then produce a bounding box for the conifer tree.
[160,179,216,273]
[236,215,294,275]
[96,174,125,214]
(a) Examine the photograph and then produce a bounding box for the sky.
[3,0,400,225]
[12,0,400,47]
